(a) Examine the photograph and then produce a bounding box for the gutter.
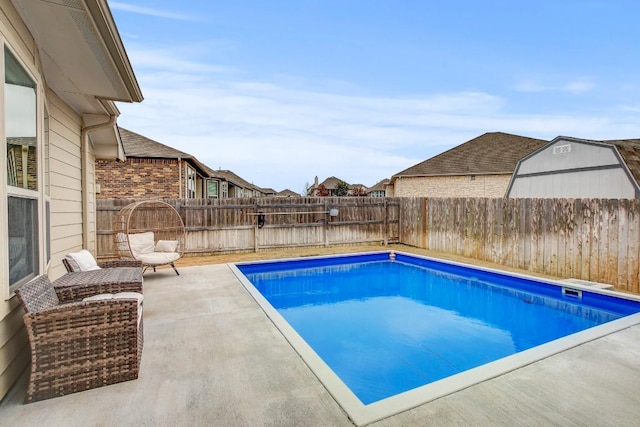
[80,114,117,251]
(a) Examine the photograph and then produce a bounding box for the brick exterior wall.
[95,158,182,198]
[393,174,511,197]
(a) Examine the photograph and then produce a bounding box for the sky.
[110,1,640,194]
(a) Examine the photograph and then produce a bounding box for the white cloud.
[514,78,594,94]
[116,45,640,191]
[110,2,199,21]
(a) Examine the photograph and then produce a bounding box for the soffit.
[11,0,143,115]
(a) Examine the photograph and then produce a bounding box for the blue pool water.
[237,252,640,405]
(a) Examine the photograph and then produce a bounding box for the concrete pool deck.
[2,257,640,426]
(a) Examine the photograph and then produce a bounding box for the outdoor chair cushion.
[135,251,181,266]
[155,240,179,252]
[83,292,144,325]
[65,249,101,272]
[128,232,155,257]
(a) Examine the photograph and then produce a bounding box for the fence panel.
[399,197,640,292]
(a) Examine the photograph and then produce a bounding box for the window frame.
[2,42,46,298]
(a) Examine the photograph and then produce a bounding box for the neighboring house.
[1,0,142,400]
[276,189,301,197]
[205,168,267,198]
[96,127,211,199]
[261,188,277,197]
[367,179,390,197]
[388,132,548,197]
[307,176,350,196]
[507,136,640,199]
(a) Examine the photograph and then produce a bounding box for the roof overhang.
[11,0,143,160]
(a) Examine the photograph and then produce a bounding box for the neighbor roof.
[367,178,390,193]
[207,168,258,191]
[393,132,548,179]
[118,127,209,175]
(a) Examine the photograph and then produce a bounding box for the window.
[221,181,228,198]
[5,46,40,289]
[207,179,219,198]
[186,164,196,199]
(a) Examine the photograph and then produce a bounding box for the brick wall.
[95,158,182,198]
[394,174,511,197]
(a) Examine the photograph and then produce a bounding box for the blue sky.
[110,1,640,193]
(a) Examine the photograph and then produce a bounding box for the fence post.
[383,198,388,245]
[324,200,329,247]
[253,202,259,252]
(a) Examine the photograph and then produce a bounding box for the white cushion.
[136,251,181,265]
[82,293,113,301]
[128,232,155,257]
[155,240,179,252]
[66,249,101,272]
[83,292,144,325]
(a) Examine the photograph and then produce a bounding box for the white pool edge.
[229,251,640,426]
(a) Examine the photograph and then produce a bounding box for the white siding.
[0,0,39,399]
[47,89,84,280]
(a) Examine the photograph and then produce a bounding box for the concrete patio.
[2,259,640,426]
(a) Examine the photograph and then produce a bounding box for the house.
[506,136,640,199]
[307,176,351,196]
[1,0,142,400]
[387,132,548,197]
[205,168,267,198]
[276,189,301,197]
[261,188,277,197]
[96,127,211,199]
[367,179,390,198]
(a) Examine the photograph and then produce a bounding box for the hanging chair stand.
[113,200,186,275]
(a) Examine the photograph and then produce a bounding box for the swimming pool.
[231,251,640,425]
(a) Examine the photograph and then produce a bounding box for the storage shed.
[506,136,640,199]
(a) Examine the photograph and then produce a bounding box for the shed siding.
[394,174,511,197]
[509,139,637,199]
[517,139,619,175]
[509,169,636,199]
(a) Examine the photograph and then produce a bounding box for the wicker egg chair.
[113,200,185,275]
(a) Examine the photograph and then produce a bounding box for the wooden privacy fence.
[97,197,400,258]
[400,198,640,293]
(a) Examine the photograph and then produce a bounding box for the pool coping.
[230,250,640,426]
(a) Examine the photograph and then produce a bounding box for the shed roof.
[602,139,640,186]
[393,132,548,179]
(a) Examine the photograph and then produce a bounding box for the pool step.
[559,278,614,290]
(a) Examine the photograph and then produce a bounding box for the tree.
[335,180,350,196]
[316,184,330,197]
[351,186,367,197]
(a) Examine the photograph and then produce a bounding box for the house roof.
[393,132,548,179]
[318,176,346,189]
[207,168,258,191]
[602,139,640,186]
[118,128,210,175]
[276,189,301,197]
[367,178,390,193]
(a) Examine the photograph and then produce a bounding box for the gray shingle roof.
[118,127,211,176]
[394,132,548,178]
[118,127,192,159]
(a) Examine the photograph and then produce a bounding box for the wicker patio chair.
[53,267,144,302]
[113,200,185,275]
[15,275,143,403]
[62,249,142,273]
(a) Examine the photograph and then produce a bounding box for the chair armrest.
[99,259,143,269]
[24,299,140,332]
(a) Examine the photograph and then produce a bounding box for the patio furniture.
[113,200,185,275]
[53,267,143,302]
[63,249,142,273]
[15,275,143,403]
